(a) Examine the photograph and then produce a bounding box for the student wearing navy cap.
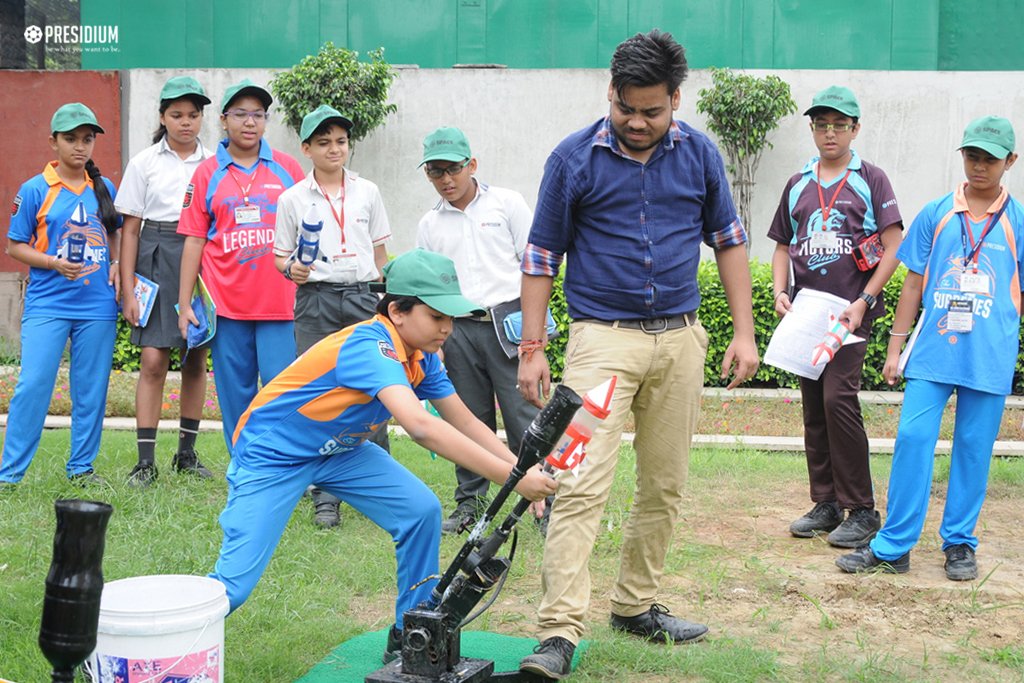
[838,117,1022,581]
[177,79,305,457]
[274,104,392,527]
[118,75,215,487]
[0,103,121,486]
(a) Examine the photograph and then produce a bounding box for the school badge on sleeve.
[378,340,399,362]
[182,183,195,209]
[11,195,22,217]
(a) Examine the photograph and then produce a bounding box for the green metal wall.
[80,0,1024,70]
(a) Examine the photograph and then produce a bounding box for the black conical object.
[38,498,113,683]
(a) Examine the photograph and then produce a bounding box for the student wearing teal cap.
[273,103,393,527]
[208,249,556,663]
[177,79,305,458]
[839,116,1022,581]
[0,103,121,486]
[117,75,215,488]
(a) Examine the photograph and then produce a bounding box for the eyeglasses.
[424,159,470,179]
[810,122,855,133]
[225,109,268,123]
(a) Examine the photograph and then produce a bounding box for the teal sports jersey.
[232,315,455,465]
[8,163,119,320]
[898,184,1024,395]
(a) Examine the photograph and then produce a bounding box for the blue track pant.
[870,379,1004,560]
[210,442,441,628]
[0,317,116,482]
[209,317,295,455]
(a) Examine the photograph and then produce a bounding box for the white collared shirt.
[416,181,532,309]
[115,136,211,222]
[274,168,391,284]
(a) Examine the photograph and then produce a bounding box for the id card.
[234,205,261,224]
[810,231,839,251]
[958,271,990,294]
[947,298,974,333]
[331,251,358,275]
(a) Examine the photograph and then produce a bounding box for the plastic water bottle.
[297,205,323,266]
[545,376,617,473]
[66,202,88,264]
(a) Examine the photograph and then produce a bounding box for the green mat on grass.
[296,629,587,683]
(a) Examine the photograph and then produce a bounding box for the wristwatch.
[858,291,877,309]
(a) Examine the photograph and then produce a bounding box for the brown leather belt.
[576,311,697,334]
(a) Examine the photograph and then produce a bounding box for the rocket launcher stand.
[365,384,583,683]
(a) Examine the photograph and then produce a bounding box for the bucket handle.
[85,617,215,683]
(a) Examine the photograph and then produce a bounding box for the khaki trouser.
[537,320,708,644]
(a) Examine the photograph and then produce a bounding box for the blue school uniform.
[0,163,119,482]
[871,184,1024,559]
[211,316,454,625]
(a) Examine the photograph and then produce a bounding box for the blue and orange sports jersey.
[177,139,303,320]
[232,315,455,465]
[899,184,1024,395]
[8,162,118,320]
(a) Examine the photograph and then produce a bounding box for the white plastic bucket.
[88,575,230,683]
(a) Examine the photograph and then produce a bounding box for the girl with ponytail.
[0,102,121,486]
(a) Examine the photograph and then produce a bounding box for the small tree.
[697,68,796,251]
[271,42,397,145]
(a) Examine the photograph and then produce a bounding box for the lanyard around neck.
[227,165,259,205]
[316,179,347,251]
[959,197,1009,271]
[815,164,852,230]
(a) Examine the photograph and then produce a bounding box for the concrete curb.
[4,415,1023,457]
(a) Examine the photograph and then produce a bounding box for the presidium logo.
[24,24,119,52]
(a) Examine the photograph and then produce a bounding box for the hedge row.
[111,261,1024,393]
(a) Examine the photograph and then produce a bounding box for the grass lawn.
[3,431,1024,682]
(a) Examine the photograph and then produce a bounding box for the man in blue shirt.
[517,30,759,679]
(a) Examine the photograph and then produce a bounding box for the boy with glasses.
[416,126,539,534]
[768,86,904,548]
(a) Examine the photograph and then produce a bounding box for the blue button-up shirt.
[523,117,745,320]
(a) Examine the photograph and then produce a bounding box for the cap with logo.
[300,104,354,142]
[160,76,212,106]
[419,126,472,167]
[382,249,484,317]
[804,85,860,119]
[959,115,1016,160]
[51,103,105,134]
[221,79,273,113]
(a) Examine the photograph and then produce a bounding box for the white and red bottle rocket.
[297,204,323,266]
[65,202,89,264]
[811,312,865,366]
[545,375,617,475]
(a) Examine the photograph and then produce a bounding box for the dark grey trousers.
[442,318,538,506]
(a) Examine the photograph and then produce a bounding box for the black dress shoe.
[610,603,708,644]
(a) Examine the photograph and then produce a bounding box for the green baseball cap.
[804,85,860,118]
[419,126,472,167]
[221,79,272,113]
[382,250,484,317]
[51,103,104,134]
[300,104,354,142]
[160,76,211,106]
[959,115,1016,159]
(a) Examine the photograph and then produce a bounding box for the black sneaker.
[382,624,402,664]
[610,603,708,644]
[827,508,881,548]
[789,501,843,538]
[944,544,978,581]
[519,636,575,679]
[312,488,341,528]
[127,463,158,489]
[69,471,106,487]
[441,501,479,535]
[171,449,213,478]
[836,545,910,574]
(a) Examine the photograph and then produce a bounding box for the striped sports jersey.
[177,139,304,320]
[232,315,455,465]
[899,184,1024,395]
[8,162,118,319]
